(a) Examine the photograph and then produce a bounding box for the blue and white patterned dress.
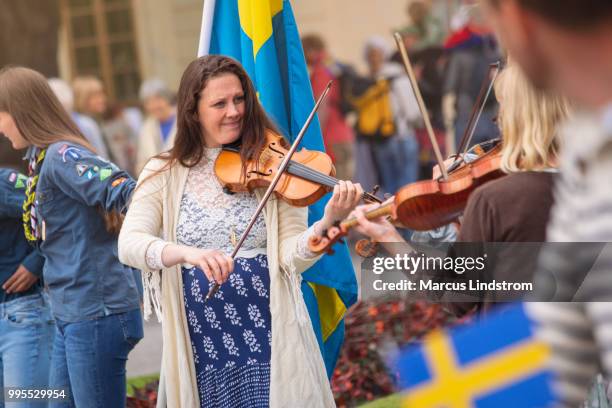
[175,148,272,407]
[181,255,271,407]
[145,148,316,407]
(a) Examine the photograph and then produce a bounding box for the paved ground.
[127,318,163,378]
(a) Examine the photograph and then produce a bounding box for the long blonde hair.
[494,63,570,173]
[72,76,104,115]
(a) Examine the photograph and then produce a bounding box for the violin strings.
[255,148,337,186]
[292,162,339,185]
[287,161,339,187]
[287,161,379,201]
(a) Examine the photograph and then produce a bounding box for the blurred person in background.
[122,106,144,143]
[482,0,612,405]
[354,36,420,195]
[399,0,445,51]
[48,78,109,160]
[136,78,177,175]
[302,34,355,181]
[73,76,137,175]
[101,102,138,176]
[443,4,501,152]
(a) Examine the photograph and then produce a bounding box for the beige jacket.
[135,116,177,175]
[118,158,336,408]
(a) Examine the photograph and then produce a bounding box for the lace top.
[146,148,317,269]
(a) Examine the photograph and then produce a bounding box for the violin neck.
[341,203,393,230]
[286,160,381,203]
[286,160,337,188]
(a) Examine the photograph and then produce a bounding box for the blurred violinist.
[349,62,570,314]
[118,55,361,408]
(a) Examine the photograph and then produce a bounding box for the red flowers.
[331,299,458,406]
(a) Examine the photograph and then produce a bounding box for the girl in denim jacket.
[0,66,143,408]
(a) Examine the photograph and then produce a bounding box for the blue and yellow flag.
[394,304,555,407]
[198,0,358,377]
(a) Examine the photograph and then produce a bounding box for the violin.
[214,131,381,206]
[205,81,379,302]
[308,139,503,255]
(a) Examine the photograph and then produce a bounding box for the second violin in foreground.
[308,139,503,255]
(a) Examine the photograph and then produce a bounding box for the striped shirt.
[529,104,612,407]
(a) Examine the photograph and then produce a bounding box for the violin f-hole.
[246,169,273,178]
[267,142,286,159]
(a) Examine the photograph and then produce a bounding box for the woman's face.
[197,73,245,148]
[87,89,107,115]
[366,48,385,75]
[0,112,29,149]
[144,95,174,122]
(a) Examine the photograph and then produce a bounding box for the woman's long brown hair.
[0,67,93,150]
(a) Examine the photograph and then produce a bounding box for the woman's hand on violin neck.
[350,204,405,244]
[181,246,234,284]
[319,180,364,233]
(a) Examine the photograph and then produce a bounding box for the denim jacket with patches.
[0,168,45,303]
[35,141,140,322]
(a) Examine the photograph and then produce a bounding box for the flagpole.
[197,0,216,57]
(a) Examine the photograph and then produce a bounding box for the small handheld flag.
[395,303,555,408]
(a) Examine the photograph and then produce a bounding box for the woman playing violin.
[351,62,570,315]
[118,55,362,408]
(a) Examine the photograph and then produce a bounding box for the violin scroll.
[308,223,348,255]
[355,239,379,258]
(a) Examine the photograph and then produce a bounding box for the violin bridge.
[258,150,271,169]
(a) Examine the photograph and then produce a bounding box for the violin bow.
[205,81,333,301]
[449,61,502,172]
[393,32,448,180]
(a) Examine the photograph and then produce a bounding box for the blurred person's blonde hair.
[72,76,104,114]
[494,63,571,173]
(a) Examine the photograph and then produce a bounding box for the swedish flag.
[198,0,358,377]
[395,304,555,407]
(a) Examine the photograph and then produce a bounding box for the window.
[61,0,141,102]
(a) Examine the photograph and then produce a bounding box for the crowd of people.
[0,0,612,407]
[302,1,501,197]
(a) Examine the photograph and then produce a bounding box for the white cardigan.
[118,157,336,407]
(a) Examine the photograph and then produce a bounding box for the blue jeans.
[0,293,55,408]
[48,309,143,408]
[372,135,420,194]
